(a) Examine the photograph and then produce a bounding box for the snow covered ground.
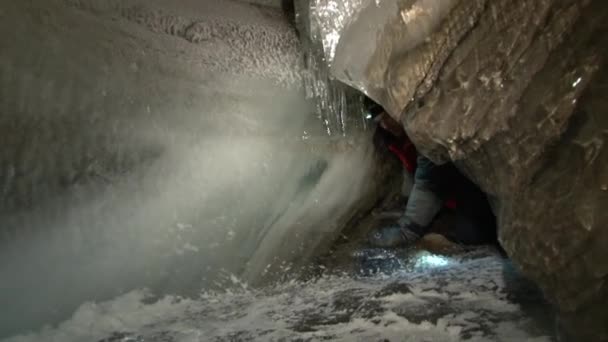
[4,248,555,342]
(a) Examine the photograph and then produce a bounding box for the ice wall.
[0,0,392,337]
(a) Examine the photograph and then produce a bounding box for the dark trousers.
[402,155,497,245]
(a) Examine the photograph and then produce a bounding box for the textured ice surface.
[0,0,391,337]
[63,0,303,87]
[303,0,460,99]
[2,250,555,342]
[306,0,371,64]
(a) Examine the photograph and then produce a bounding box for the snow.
[3,251,555,342]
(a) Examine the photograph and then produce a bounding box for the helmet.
[363,97,385,121]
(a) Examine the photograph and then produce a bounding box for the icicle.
[295,0,369,138]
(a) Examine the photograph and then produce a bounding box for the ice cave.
[0,0,607,341]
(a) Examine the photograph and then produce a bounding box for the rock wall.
[305,0,608,339]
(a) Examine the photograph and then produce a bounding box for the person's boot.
[368,223,422,248]
[418,233,464,255]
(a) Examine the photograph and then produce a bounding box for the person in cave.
[364,98,497,248]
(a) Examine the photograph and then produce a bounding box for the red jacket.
[387,139,457,210]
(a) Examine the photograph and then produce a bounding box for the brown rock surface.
[308,0,608,339]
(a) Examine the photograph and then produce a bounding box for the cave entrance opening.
[352,97,500,253]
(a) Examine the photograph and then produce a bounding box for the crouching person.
[365,98,497,248]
